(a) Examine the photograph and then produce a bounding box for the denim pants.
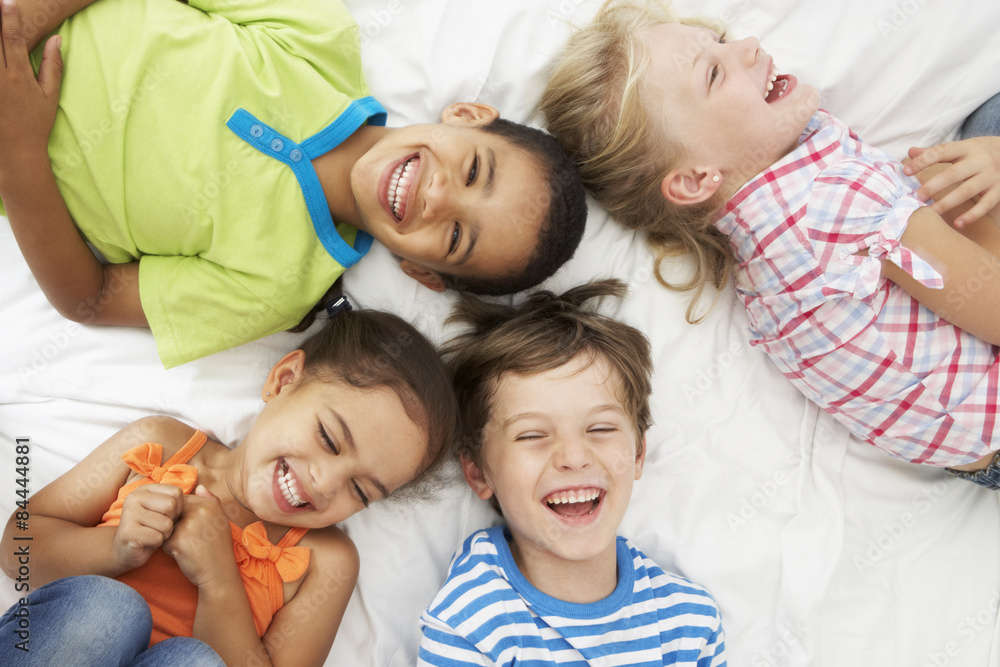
[0,575,224,666]
[962,92,1000,138]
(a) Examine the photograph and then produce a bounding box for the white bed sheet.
[2,0,1000,665]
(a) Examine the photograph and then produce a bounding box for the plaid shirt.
[714,110,999,466]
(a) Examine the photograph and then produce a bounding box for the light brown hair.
[444,279,652,479]
[539,1,733,323]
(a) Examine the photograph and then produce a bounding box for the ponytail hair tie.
[325,295,353,319]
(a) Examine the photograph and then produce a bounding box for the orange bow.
[232,522,310,584]
[121,443,198,494]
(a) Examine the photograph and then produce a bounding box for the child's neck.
[192,442,276,536]
[508,535,619,604]
[312,124,391,232]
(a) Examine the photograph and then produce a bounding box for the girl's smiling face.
[463,354,645,576]
[642,22,820,190]
[233,351,429,529]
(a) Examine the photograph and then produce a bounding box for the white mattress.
[2,0,999,664]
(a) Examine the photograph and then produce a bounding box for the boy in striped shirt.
[419,280,727,666]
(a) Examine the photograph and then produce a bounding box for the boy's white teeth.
[279,460,307,508]
[388,157,416,219]
[545,488,601,505]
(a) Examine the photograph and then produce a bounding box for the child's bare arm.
[881,206,1000,346]
[905,137,1000,228]
[0,417,182,586]
[166,497,358,667]
[0,1,147,326]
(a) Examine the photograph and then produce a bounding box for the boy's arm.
[881,206,1000,346]
[0,1,147,326]
[0,417,183,587]
[418,614,495,666]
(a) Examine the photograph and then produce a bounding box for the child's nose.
[736,35,760,64]
[421,170,455,226]
[553,435,593,470]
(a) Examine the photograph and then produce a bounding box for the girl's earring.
[712,174,721,183]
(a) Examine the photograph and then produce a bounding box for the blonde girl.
[540,1,1000,486]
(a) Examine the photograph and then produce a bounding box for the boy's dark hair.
[437,118,589,296]
[297,308,459,495]
[444,279,652,494]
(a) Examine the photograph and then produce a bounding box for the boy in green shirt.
[0,0,586,367]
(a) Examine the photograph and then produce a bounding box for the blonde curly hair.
[539,1,734,323]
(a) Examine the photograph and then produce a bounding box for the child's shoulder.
[622,537,720,608]
[296,524,359,584]
[114,415,200,460]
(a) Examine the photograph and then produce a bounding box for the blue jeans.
[962,92,1000,138]
[0,575,224,666]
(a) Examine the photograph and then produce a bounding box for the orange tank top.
[98,430,310,644]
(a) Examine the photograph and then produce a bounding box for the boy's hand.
[162,485,236,589]
[0,0,63,180]
[905,137,1000,228]
[113,483,184,571]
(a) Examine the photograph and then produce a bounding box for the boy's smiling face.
[350,103,547,290]
[463,353,645,577]
[642,22,820,190]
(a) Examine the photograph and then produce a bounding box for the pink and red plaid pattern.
[714,110,999,467]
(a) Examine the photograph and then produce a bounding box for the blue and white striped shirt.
[418,526,727,666]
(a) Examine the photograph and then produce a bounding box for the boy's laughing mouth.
[543,487,604,519]
[385,154,420,222]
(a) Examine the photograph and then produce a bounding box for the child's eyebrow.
[455,226,480,266]
[332,410,390,499]
[483,147,496,197]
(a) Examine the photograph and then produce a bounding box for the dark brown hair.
[297,308,459,496]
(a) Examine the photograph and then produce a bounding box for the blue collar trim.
[225,96,388,268]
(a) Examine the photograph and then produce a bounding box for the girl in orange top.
[0,305,458,666]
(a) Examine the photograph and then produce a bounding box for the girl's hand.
[113,483,184,571]
[0,0,63,182]
[905,137,1000,228]
[162,485,236,589]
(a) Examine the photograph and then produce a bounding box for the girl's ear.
[461,454,495,500]
[441,102,501,127]
[262,349,307,402]
[660,167,722,206]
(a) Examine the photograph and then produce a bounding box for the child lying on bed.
[0,306,458,666]
[0,0,586,368]
[539,0,1000,487]
[418,280,727,666]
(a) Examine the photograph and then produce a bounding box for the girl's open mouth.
[765,72,795,104]
[275,458,311,511]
